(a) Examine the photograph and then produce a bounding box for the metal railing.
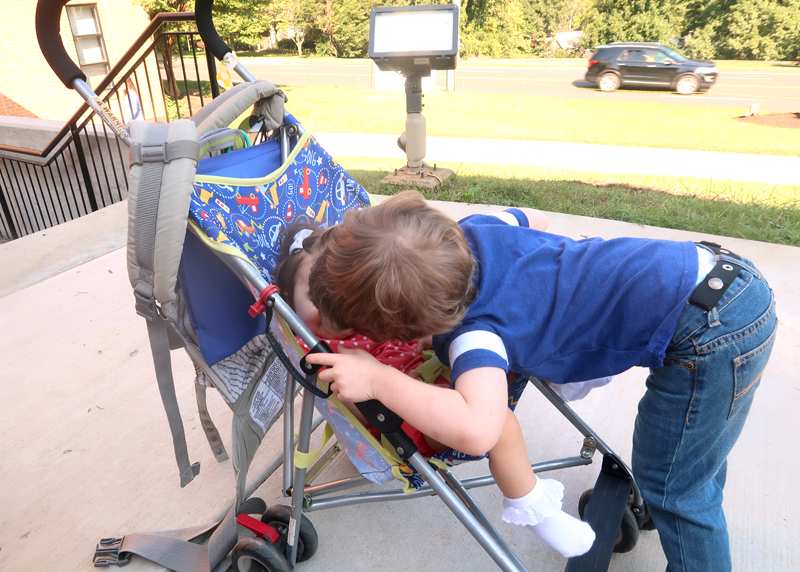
[0,12,219,241]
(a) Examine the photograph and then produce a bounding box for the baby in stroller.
[274,219,597,559]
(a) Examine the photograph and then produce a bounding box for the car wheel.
[598,73,620,92]
[676,75,699,95]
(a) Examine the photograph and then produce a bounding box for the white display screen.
[372,9,455,54]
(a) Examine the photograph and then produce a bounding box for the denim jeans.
[632,250,777,572]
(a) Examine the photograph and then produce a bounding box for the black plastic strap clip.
[690,242,743,311]
[93,537,130,567]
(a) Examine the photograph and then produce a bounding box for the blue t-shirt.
[432,209,698,385]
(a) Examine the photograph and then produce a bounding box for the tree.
[139,0,193,98]
[684,0,800,60]
[267,0,326,56]
[460,0,536,58]
[582,0,686,48]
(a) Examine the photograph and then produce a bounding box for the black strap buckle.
[264,308,332,399]
[93,537,130,567]
[133,290,159,321]
[697,240,742,261]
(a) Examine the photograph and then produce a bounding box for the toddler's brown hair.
[273,221,322,310]
[309,191,476,342]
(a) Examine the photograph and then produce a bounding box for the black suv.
[585,42,717,94]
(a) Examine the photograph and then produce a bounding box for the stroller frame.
[234,249,646,572]
[36,0,649,570]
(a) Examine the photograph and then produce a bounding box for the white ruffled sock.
[502,479,595,558]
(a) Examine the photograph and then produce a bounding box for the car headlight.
[698,67,717,75]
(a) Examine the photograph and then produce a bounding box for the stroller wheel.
[638,502,658,531]
[261,505,319,562]
[577,489,640,553]
[232,537,290,572]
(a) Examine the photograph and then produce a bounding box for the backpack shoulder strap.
[126,119,202,487]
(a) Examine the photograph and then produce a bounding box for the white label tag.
[249,359,286,432]
[414,58,430,65]
[287,517,297,546]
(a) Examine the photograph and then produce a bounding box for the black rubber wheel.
[577,488,593,520]
[231,537,291,572]
[577,489,640,553]
[261,505,319,563]
[615,506,640,553]
[638,502,658,531]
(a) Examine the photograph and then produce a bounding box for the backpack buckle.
[128,143,166,166]
[134,290,159,320]
[92,537,130,567]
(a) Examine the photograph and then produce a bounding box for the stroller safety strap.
[93,497,268,572]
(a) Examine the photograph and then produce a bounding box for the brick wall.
[0,0,150,121]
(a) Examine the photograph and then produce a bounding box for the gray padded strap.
[132,122,168,314]
[196,384,229,462]
[132,122,200,487]
[190,82,251,127]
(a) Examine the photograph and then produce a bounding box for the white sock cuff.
[502,478,565,527]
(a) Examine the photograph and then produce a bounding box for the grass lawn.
[280,85,800,157]
[342,158,800,246]
[184,81,799,245]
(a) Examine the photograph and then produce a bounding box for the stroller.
[37,1,652,570]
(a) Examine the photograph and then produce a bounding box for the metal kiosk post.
[368,4,459,188]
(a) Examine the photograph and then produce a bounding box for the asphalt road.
[233,59,800,113]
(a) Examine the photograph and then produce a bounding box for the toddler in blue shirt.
[305,191,777,572]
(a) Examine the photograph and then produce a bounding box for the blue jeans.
[632,251,777,572]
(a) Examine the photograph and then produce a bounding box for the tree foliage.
[140,0,268,51]
[138,0,800,61]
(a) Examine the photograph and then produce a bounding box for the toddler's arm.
[518,207,549,231]
[306,347,509,456]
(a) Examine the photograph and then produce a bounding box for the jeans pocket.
[729,326,777,420]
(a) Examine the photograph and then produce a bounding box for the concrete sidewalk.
[314,133,800,186]
[1,192,798,572]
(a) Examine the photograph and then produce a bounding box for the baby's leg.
[490,411,595,558]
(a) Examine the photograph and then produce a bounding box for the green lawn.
[273,85,798,245]
[280,85,800,157]
[341,158,800,246]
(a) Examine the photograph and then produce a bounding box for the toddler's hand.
[415,336,433,354]
[305,346,386,403]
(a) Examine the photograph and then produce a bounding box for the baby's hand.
[305,346,387,403]
[415,336,433,354]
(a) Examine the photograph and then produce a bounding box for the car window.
[621,50,645,62]
[647,49,668,63]
[664,49,688,63]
